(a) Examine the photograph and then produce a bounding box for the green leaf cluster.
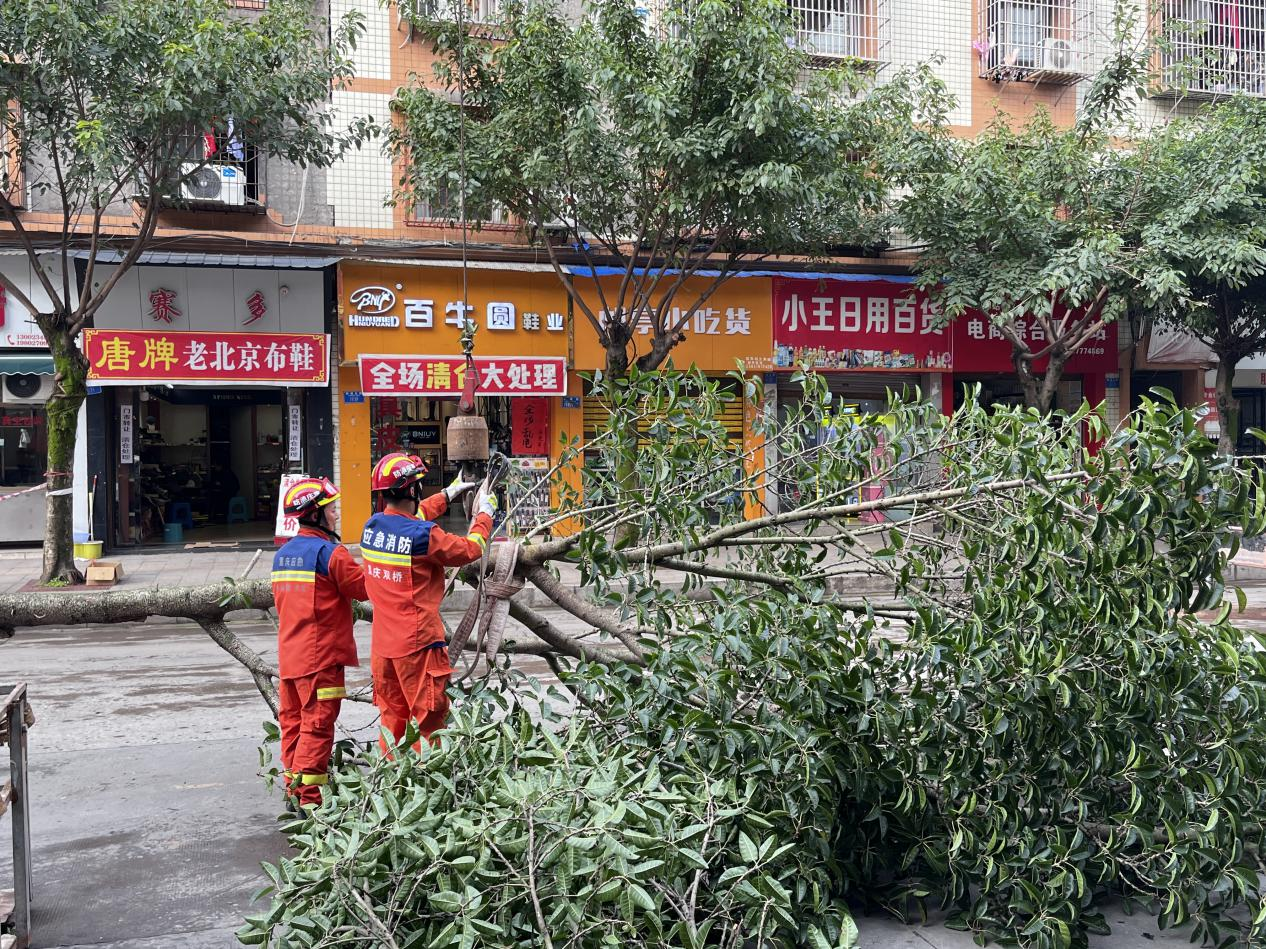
[244,369,1266,948]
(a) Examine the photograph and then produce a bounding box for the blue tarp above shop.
[0,354,55,375]
[563,266,915,283]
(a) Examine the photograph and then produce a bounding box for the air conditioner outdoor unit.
[1,373,54,404]
[1042,37,1078,72]
[179,162,246,206]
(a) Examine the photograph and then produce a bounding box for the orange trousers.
[371,646,452,753]
[278,665,345,806]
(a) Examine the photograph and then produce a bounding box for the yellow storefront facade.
[335,261,775,538]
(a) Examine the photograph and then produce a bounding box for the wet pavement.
[5,586,1264,946]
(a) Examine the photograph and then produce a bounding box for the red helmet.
[371,452,429,494]
[283,476,340,518]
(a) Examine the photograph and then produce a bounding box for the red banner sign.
[511,397,551,455]
[773,277,1118,375]
[84,329,329,385]
[358,355,568,398]
[772,278,951,371]
[950,314,1118,374]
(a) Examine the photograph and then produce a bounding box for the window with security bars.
[787,0,888,67]
[167,126,264,209]
[410,181,513,226]
[977,0,1093,85]
[409,0,501,24]
[1158,1,1266,97]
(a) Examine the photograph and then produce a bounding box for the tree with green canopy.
[0,0,368,583]
[894,9,1180,413]
[1137,96,1266,454]
[388,0,934,380]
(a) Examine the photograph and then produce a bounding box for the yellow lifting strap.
[316,686,347,700]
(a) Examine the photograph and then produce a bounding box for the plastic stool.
[227,496,250,524]
[167,501,193,529]
[164,522,184,544]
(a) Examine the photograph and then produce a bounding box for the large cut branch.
[0,579,274,634]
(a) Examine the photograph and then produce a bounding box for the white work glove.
[443,475,480,504]
[473,487,498,520]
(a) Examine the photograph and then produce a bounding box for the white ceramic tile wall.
[884,0,975,126]
[332,0,393,81]
[329,90,395,230]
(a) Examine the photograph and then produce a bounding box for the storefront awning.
[70,250,338,269]
[0,354,55,375]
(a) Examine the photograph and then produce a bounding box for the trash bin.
[163,522,184,544]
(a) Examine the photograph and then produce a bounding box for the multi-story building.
[0,0,1241,548]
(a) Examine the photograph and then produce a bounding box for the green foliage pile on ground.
[242,382,1266,949]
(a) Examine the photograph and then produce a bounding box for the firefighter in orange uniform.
[361,452,495,750]
[271,476,366,807]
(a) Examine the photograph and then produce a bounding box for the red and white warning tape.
[0,484,48,503]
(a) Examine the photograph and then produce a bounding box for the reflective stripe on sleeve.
[467,532,487,550]
[316,686,347,700]
[299,772,329,786]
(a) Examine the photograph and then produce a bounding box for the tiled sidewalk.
[0,547,272,595]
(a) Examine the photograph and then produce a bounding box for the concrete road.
[0,608,1215,948]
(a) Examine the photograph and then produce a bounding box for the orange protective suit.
[272,526,366,805]
[360,493,492,750]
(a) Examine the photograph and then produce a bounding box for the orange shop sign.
[571,273,774,372]
[339,263,570,359]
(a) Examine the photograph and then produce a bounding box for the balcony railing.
[788,0,887,67]
[411,185,513,227]
[1157,0,1266,98]
[409,0,501,25]
[977,0,1094,85]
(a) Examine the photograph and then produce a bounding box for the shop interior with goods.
[369,395,509,530]
[118,387,287,546]
[368,394,554,534]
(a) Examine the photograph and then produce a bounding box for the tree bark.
[1214,353,1239,456]
[1012,347,1065,414]
[605,333,644,547]
[40,326,88,586]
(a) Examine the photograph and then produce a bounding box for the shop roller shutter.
[581,381,745,446]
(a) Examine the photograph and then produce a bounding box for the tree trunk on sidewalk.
[1214,354,1240,456]
[605,334,643,548]
[41,328,89,586]
[1014,348,1068,415]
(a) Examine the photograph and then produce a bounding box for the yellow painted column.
[338,364,373,542]
[549,371,586,537]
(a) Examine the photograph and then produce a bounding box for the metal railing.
[1158,0,1266,98]
[977,0,1094,85]
[412,184,513,227]
[410,0,502,25]
[787,0,888,67]
[0,683,31,949]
